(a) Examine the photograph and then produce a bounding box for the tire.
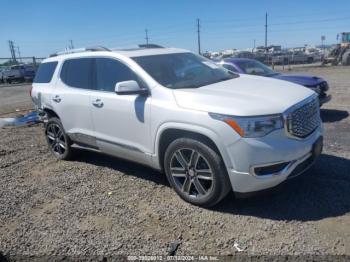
[307,57,314,64]
[164,138,231,207]
[342,51,350,66]
[45,117,74,160]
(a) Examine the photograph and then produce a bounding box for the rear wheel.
[164,138,231,207]
[45,117,74,160]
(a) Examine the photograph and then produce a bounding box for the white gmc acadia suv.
[31,46,323,207]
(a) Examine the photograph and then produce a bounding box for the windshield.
[132,52,237,89]
[235,60,277,76]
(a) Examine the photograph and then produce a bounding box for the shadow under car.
[74,150,350,222]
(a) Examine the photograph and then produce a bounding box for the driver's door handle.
[92,99,104,108]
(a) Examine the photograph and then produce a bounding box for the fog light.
[254,162,290,176]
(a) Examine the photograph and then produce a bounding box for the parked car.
[31,46,323,207]
[270,51,316,65]
[3,64,36,83]
[0,68,5,83]
[232,51,255,59]
[217,58,331,106]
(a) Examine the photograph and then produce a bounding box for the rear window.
[60,58,93,89]
[33,62,58,83]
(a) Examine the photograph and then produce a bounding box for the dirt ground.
[0,65,349,259]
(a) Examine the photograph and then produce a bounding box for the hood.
[173,74,314,116]
[272,73,324,86]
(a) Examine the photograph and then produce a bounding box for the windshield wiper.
[172,84,201,89]
[203,77,233,86]
[266,72,279,77]
[173,76,234,89]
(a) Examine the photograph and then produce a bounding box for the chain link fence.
[0,56,46,67]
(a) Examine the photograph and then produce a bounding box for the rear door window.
[60,58,93,89]
[33,61,58,83]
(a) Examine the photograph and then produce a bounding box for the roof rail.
[86,46,111,52]
[49,46,110,57]
[138,44,164,49]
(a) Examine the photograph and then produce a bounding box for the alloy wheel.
[46,123,67,156]
[169,148,213,198]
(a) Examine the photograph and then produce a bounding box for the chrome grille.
[286,97,320,138]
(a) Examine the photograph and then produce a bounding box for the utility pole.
[69,40,74,49]
[145,29,149,45]
[197,18,201,55]
[16,46,22,62]
[321,35,326,59]
[265,12,268,53]
[253,39,256,53]
[8,40,17,63]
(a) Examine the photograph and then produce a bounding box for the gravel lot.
[0,84,33,116]
[0,65,349,259]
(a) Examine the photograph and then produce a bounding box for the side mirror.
[115,80,148,96]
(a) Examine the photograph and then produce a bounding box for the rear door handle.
[92,99,104,108]
[52,95,61,103]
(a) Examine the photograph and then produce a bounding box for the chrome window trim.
[68,132,144,153]
[58,56,150,93]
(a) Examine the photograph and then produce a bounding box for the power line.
[6,13,350,57]
[201,24,348,41]
[201,15,350,31]
[270,16,350,26]
[15,15,350,47]
[202,10,350,24]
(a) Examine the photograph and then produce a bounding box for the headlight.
[209,113,284,138]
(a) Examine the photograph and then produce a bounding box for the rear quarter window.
[33,62,58,83]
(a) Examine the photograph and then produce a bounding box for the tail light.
[29,85,33,97]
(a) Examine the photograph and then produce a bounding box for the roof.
[43,46,190,63]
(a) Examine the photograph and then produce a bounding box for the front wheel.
[164,138,231,207]
[45,117,74,160]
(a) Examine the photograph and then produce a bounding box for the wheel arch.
[43,107,60,119]
[154,123,233,172]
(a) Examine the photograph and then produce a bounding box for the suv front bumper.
[225,126,323,194]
